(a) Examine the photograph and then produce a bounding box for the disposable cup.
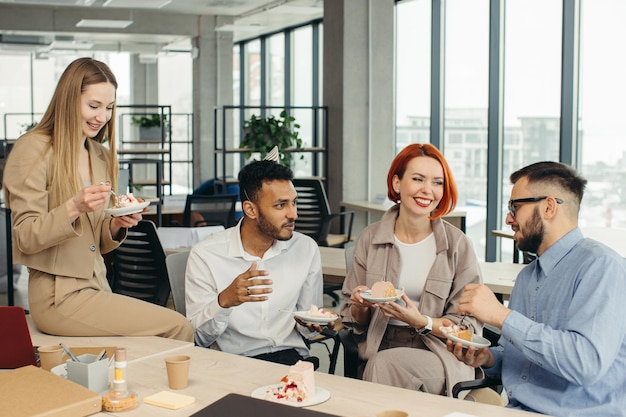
[376,411,409,417]
[38,344,64,371]
[165,355,191,390]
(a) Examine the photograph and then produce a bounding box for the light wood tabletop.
[97,345,545,417]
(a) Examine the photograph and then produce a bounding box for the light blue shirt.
[486,228,626,416]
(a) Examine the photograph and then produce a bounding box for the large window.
[443,0,490,257]
[578,0,626,229]
[395,0,431,151]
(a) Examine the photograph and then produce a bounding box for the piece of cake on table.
[265,360,315,403]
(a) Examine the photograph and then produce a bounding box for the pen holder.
[66,354,109,394]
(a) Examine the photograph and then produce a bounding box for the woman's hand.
[66,184,111,221]
[349,285,374,324]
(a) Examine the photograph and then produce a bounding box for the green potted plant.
[240,110,303,166]
[131,114,167,140]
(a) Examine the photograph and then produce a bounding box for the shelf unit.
[213,105,328,190]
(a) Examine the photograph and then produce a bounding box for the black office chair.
[292,179,354,248]
[293,179,355,306]
[110,220,171,306]
[182,194,238,228]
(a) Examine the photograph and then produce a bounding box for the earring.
[395,189,399,193]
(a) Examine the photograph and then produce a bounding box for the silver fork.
[459,313,467,328]
[100,181,116,196]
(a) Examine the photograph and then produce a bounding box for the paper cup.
[38,345,64,371]
[377,411,409,417]
[165,355,191,390]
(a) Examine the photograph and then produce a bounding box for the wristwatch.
[416,315,432,335]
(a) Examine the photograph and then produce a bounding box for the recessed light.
[76,19,134,29]
[102,0,171,9]
[216,24,267,32]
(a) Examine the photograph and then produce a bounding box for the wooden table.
[479,261,524,302]
[27,316,193,363]
[341,200,467,232]
[98,345,544,417]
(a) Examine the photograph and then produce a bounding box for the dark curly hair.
[238,160,294,203]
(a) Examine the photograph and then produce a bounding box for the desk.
[479,261,524,301]
[100,345,543,417]
[493,226,626,260]
[27,316,193,363]
[341,200,467,232]
[318,248,519,300]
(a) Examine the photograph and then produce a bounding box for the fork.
[100,181,116,196]
[459,313,467,328]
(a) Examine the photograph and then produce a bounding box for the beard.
[256,208,294,241]
[516,207,544,254]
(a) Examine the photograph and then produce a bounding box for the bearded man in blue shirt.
[448,161,626,416]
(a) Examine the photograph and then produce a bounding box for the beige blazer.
[341,204,482,395]
[3,132,123,279]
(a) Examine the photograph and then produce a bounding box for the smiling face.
[254,179,298,241]
[80,82,115,139]
[393,156,444,217]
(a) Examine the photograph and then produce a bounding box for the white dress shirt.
[185,221,323,357]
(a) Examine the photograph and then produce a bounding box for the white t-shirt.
[388,233,436,326]
[185,221,323,357]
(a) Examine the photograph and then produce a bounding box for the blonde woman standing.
[3,58,192,341]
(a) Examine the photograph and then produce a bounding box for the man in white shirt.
[185,159,325,366]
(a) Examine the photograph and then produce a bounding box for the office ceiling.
[0,0,323,55]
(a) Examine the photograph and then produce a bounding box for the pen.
[96,349,107,362]
[60,343,79,362]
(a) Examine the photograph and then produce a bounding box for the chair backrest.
[183,194,238,228]
[110,220,171,306]
[1,207,15,304]
[292,178,332,243]
[344,240,356,272]
[165,250,190,316]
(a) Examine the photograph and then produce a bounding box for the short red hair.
[387,143,457,219]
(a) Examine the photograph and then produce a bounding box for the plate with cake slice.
[445,332,490,349]
[293,305,339,324]
[359,281,404,303]
[105,201,150,217]
[252,385,331,408]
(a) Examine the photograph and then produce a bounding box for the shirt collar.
[227,219,289,260]
[537,227,584,276]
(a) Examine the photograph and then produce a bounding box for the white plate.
[445,333,491,349]
[105,201,150,217]
[251,385,330,407]
[51,363,67,378]
[293,310,338,324]
[360,288,404,303]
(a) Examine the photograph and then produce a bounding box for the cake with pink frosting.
[115,193,139,208]
[265,360,315,403]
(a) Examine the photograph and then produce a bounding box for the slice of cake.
[371,281,397,298]
[115,193,139,208]
[265,360,315,403]
[441,324,472,341]
[307,305,338,319]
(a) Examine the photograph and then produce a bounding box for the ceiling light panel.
[0,0,95,5]
[102,0,171,9]
[76,19,133,29]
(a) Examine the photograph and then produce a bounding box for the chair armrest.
[452,376,503,399]
[338,327,360,379]
[322,210,355,246]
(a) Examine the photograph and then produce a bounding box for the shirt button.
[89,245,96,252]
[522,375,527,380]
[530,315,535,320]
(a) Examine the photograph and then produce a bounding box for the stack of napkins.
[144,391,195,410]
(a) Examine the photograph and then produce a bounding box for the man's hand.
[446,340,495,368]
[217,262,272,308]
[459,283,511,329]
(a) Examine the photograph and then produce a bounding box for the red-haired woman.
[341,143,482,396]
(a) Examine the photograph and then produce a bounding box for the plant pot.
[139,126,162,141]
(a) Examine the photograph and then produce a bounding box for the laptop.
[0,306,38,369]
[190,393,340,417]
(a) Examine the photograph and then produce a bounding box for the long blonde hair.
[31,57,118,208]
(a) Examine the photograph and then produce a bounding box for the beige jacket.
[341,204,482,395]
[3,132,123,279]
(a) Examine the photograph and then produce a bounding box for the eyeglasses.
[507,196,563,218]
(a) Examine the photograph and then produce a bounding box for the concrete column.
[323,0,395,237]
[192,16,234,187]
[130,55,159,104]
